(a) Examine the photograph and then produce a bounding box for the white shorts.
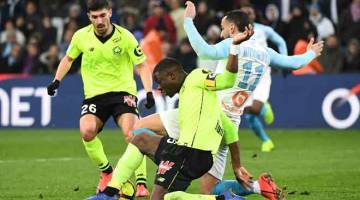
[245,66,271,106]
[159,109,228,180]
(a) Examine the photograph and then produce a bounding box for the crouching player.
[86,23,255,200]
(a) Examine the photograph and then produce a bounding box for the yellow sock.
[82,136,109,170]
[135,157,147,185]
[164,191,216,200]
[108,143,144,189]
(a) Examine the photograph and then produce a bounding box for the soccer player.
[86,22,255,200]
[241,4,288,152]
[133,2,323,199]
[46,0,153,196]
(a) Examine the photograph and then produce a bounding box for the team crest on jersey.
[157,161,175,175]
[113,46,122,55]
[134,45,143,57]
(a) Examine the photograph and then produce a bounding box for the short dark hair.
[87,0,110,12]
[225,10,249,32]
[154,58,183,74]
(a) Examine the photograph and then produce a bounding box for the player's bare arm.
[136,62,155,109]
[47,55,74,96]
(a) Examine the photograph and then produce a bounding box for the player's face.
[220,16,236,38]
[88,8,112,35]
[153,71,179,97]
[220,16,230,38]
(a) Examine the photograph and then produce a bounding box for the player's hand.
[184,1,196,19]
[232,24,254,45]
[234,166,253,190]
[145,92,155,109]
[47,79,60,96]
[306,37,324,57]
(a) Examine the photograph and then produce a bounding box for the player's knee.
[130,133,148,150]
[80,126,97,141]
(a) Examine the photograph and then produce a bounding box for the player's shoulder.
[254,23,273,31]
[73,24,93,37]
[113,24,135,38]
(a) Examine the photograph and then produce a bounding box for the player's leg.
[165,191,245,200]
[87,132,163,199]
[134,113,168,136]
[116,112,150,197]
[80,100,112,193]
[213,173,285,200]
[244,69,274,152]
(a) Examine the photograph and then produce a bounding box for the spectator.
[0,43,24,73]
[122,12,143,40]
[24,1,41,38]
[264,4,286,37]
[318,35,343,73]
[15,15,27,37]
[338,0,360,45]
[194,1,215,36]
[168,0,186,42]
[0,20,25,46]
[22,42,43,74]
[59,29,74,58]
[144,2,177,44]
[173,38,197,73]
[0,30,18,58]
[343,38,360,73]
[39,44,60,74]
[284,4,313,54]
[38,16,57,52]
[308,3,335,41]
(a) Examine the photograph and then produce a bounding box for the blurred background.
[0,0,359,129]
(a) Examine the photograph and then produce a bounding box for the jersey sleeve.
[125,30,146,65]
[184,17,231,60]
[66,31,82,59]
[190,69,236,91]
[263,25,288,55]
[267,47,316,70]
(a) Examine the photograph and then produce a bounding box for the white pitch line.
[0,157,84,164]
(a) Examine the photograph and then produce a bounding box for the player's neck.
[95,23,114,38]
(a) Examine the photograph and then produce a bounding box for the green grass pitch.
[1,129,360,200]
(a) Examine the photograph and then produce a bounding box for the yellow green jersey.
[66,24,146,99]
[177,68,238,156]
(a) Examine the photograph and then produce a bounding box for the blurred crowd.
[0,0,359,75]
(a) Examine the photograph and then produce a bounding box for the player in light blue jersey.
[241,4,286,152]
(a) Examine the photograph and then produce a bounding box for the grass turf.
[0,129,359,200]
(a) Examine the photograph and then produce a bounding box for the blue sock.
[132,128,156,135]
[212,180,253,196]
[245,114,270,142]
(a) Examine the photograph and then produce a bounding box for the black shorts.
[154,136,213,192]
[81,92,138,132]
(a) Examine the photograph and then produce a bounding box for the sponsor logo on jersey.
[157,161,175,175]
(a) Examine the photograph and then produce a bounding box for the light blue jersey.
[184,17,316,124]
[183,17,315,70]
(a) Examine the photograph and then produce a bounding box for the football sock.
[135,157,147,185]
[108,143,144,189]
[164,191,216,200]
[82,136,110,170]
[212,180,254,196]
[245,114,270,142]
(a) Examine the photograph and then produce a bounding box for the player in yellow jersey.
[46,0,152,197]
